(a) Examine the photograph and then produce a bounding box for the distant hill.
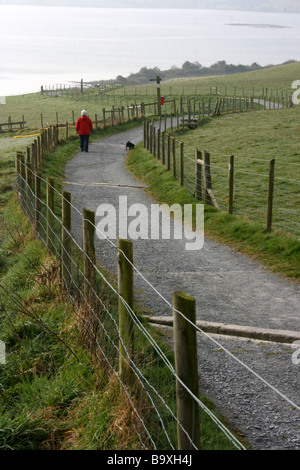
[2,0,300,13]
[100,60,297,87]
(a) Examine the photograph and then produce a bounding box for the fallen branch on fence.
[212,100,222,116]
[207,188,221,210]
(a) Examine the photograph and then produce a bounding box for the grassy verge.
[0,134,150,449]
[0,119,146,450]
[126,143,300,280]
[0,200,147,450]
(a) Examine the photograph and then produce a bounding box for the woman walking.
[76,110,93,152]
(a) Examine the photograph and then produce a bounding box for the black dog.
[126,141,135,150]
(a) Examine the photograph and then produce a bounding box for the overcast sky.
[1,0,300,13]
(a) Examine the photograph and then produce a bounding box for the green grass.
[108,61,300,100]
[165,106,300,236]
[126,143,300,280]
[0,191,149,450]
[2,61,299,131]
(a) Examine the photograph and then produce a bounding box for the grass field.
[162,106,300,236]
[113,61,300,98]
[1,61,299,130]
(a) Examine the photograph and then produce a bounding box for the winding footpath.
[63,124,300,450]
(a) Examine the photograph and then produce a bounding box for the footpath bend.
[63,125,300,450]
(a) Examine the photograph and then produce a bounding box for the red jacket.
[76,116,93,135]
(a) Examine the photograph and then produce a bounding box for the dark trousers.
[80,134,90,152]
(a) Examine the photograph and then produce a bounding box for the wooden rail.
[0,119,26,131]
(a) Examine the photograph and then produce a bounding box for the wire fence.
[145,122,300,237]
[12,102,300,450]
[15,156,247,450]
[1,92,269,131]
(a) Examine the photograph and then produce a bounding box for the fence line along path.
[15,116,300,449]
[16,131,247,451]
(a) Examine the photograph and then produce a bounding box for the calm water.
[1,5,300,96]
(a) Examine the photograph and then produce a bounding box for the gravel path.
[63,125,300,450]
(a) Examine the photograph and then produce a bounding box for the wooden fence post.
[172,137,176,177]
[50,126,53,149]
[149,125,153,154]
[26,146,31,166]
[267,159,275,232]
[31,140,36,172]
[46,178,55,253]
[82,208,96,297]
[173,291,200,450]
[42,130,46,155]
[111,108,114,127]
[195,149,203,201]
[180,142,184,186]
[157,128,161,160]
[19,155,25,207]
[167,134,171,171]
[44,128,48,154]
[203,150,212,205]
[118,238,134,388]
[16,152,22,192]
[153,126,156,158]
[55,124,59,145]
[48,127,52,150]
[62,191,72,287]
[25,161,33,220]
[40,132,44,160]
[146,121,150,151]
[34,172,41,236]
[143,121,147,148]
[37,136,41,168]
[228,155,234,214]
